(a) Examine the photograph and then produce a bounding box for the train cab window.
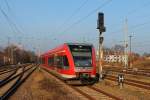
[69,45,92,67]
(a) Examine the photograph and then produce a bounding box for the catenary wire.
[61,0,112,33]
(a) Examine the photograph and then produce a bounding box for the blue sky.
[0,0,150,54]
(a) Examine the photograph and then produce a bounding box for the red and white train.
[41,43,99,84]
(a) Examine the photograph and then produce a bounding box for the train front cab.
[65,43,97,84]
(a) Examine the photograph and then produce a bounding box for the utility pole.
[7,37,10,64]
[11,47,13,64]
[97,12,106,80]
[129,35,133,68]
[124,18,128,69]
[3,56,6,65]
[129,35,133,56]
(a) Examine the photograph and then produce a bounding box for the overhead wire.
[52,0,112,43]
[127,0,150,16]
[0,0,23,36]
[110,19,150,34]
[5,0,11,12]
[108,0,150,32]
[7,0,28,35]
[57,0,89,31]
[0,6,18,34]
[3,0,24,34]
[61,0,112,33]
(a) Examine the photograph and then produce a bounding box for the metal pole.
[99,32,103,79]
[97,12,105,80]
[7,37,10,64]
[11,48,13,64]
[3,56,5,65]
[124,18,128,68]
[98,32,101,77]
[129,35,133,68]
[129,36,132,54]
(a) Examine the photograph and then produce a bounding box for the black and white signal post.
[97,12,106,80]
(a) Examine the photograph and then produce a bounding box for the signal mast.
[97,12,106,80]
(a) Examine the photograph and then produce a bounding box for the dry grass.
[10,69,81,100]
[133,60,150,68]
[95,79,150,100]
[39,74,80,100]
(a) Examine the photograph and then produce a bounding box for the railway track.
[0,64,30,74]
[104,68,150,77]
[105,75,150,90]
[42,67,122,100]
[0,66,16,73]
[0,68,18,76]
[0,65,20,83]
[0,64,31,82]
[72,86,122,100]
[0,69,17,84]
[0,64,37,100]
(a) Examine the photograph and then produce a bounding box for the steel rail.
[88,86,123,100]
[0,68,18,84]
[108,75,150,86]
[0,65,34,87]
[0,65,37,100]
[42,67,121,100]
[106,76,150,90]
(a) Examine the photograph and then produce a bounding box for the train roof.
[41,43,93,57]
[65,43,93,46]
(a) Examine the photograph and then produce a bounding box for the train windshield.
[69,45,92,67]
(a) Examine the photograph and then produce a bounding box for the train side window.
[51,56,54,66]
[48,57,54,66]
[57,56,63,68]
[54,55,58,67]
[48,57,51,65]
[62,56,69,69]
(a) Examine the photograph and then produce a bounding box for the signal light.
[97,12,106,32]
[98,13,104,27]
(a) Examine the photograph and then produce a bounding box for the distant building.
[0,52,10,65]
[103,54,126,63]
[0,52,5,65]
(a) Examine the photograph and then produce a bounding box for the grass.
[39,78,80,100]
[133,60,150,68]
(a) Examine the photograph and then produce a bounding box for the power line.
[127,0,150,16]
[4,0,11,12]
[57,0,89,31]
[129,21,150,31]
[0,0,24,35]
[0,6,18,34]
[4,0,24,34]
[107,0,150,30]
[5,0,27,35]
[110,19,150,34]
[61,0,112,33]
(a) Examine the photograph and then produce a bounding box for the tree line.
[0,44,38,66]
